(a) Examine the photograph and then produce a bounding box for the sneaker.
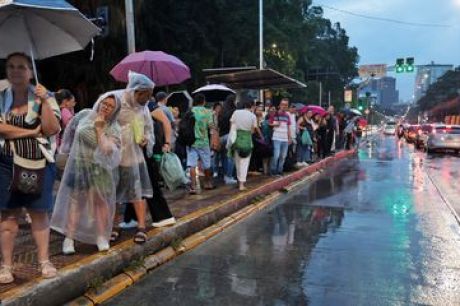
[224,176,237,185]
[295,162,303,168]
[302,162,309,167]
[118,220,138,229]
[97,237,110,252]
[152,217,176,228]
[62,237,75,255]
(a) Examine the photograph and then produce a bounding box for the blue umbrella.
[0,0,100,80]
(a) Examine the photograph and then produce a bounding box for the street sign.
[358,64,387,78]
[344,90,353,103]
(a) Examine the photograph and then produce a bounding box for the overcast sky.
[316,0,460,101]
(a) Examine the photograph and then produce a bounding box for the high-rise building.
[414,62,453,102]
[359,76,399,107]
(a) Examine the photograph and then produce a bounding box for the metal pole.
[125,0,136,54]
[328,91,331,107]
[259,0,263,70]
[259,0,264,104]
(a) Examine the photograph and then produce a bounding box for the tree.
[0,1,359,109]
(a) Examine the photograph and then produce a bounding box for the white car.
[427,125,460,153]
[383,122,396,135]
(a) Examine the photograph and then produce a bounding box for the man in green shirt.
[187,94,216,193]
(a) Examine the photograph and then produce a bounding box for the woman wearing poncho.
[51,92,122,253]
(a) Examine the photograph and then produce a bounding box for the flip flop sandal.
[110,230,121,242]
[133,229,147,244]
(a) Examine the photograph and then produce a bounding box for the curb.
[1,149,356,306]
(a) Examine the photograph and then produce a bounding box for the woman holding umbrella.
[0,53,61,282]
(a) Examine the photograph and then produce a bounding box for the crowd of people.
[0,52,362,284]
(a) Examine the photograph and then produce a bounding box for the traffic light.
[405,57,414,73]
[358,105,364,111]
[396,58,405,73]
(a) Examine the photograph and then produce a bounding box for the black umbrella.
[167,91,192,115]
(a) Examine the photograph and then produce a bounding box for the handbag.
[9,141,46,195]
[210,130,221,151]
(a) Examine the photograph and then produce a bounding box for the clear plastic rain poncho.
[50,92,122,245]
[115,71,155,202]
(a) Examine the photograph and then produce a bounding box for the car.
[415,124,433,150]
[383,121,396,135]
[426,125,460,153]
[405,125,420,143]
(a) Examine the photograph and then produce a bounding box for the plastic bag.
[132,115,145,144]
[301,130,313,146]
[160,152,187,191]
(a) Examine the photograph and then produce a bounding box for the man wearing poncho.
[113,71,155,244]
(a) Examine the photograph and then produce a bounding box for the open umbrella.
[0,0,100,81]
[349,108,362,116]
[167,90,192,114]
[357,118,368,127]
[300,105,326,115]
[110,51,191,86]
[192,84,235,103]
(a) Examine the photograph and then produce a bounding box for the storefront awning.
[205,68,307,90]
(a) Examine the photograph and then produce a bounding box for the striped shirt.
[1,113,44,159]
[269,112,291,142]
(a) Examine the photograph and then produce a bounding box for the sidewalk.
[0,150,356,305]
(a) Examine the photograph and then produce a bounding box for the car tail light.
[418,130,422,135]
[432,128,436,135]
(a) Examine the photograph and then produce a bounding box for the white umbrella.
[0,0,100,81]
[350,108,363,116]
[192,84,235,102]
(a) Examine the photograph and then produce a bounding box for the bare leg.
[190,167,197,190]
[28,211,51,263]
[92,191,108,238]
[132,200,146,230]
[0,211,19,266]
[65,192,81,239]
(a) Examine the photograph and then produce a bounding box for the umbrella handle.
[30,47,39,85]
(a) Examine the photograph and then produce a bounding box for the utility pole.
[125,0,135,54]
[328,91,331,107]
[259,0,264,104]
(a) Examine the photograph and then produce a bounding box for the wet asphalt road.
[105,134,460,306]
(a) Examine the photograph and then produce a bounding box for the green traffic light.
[396,66,405,73]
[358,105,363,111]
[405,65,414,73]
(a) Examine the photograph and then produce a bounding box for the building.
[414,62,453,102]
[359,76,399,108]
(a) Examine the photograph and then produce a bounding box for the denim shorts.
[0,153,56,213]
[186,146,211,169]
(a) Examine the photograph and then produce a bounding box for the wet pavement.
[104,134,460,306]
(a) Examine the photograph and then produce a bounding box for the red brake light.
[418,130,422,135]
[432,128,436,135]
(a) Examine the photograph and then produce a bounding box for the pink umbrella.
[300,105,326,115]
[357,118,368,127]
[110,51,191,86]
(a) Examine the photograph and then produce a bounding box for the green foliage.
[20,0,358,109]
[417,68,460,111]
